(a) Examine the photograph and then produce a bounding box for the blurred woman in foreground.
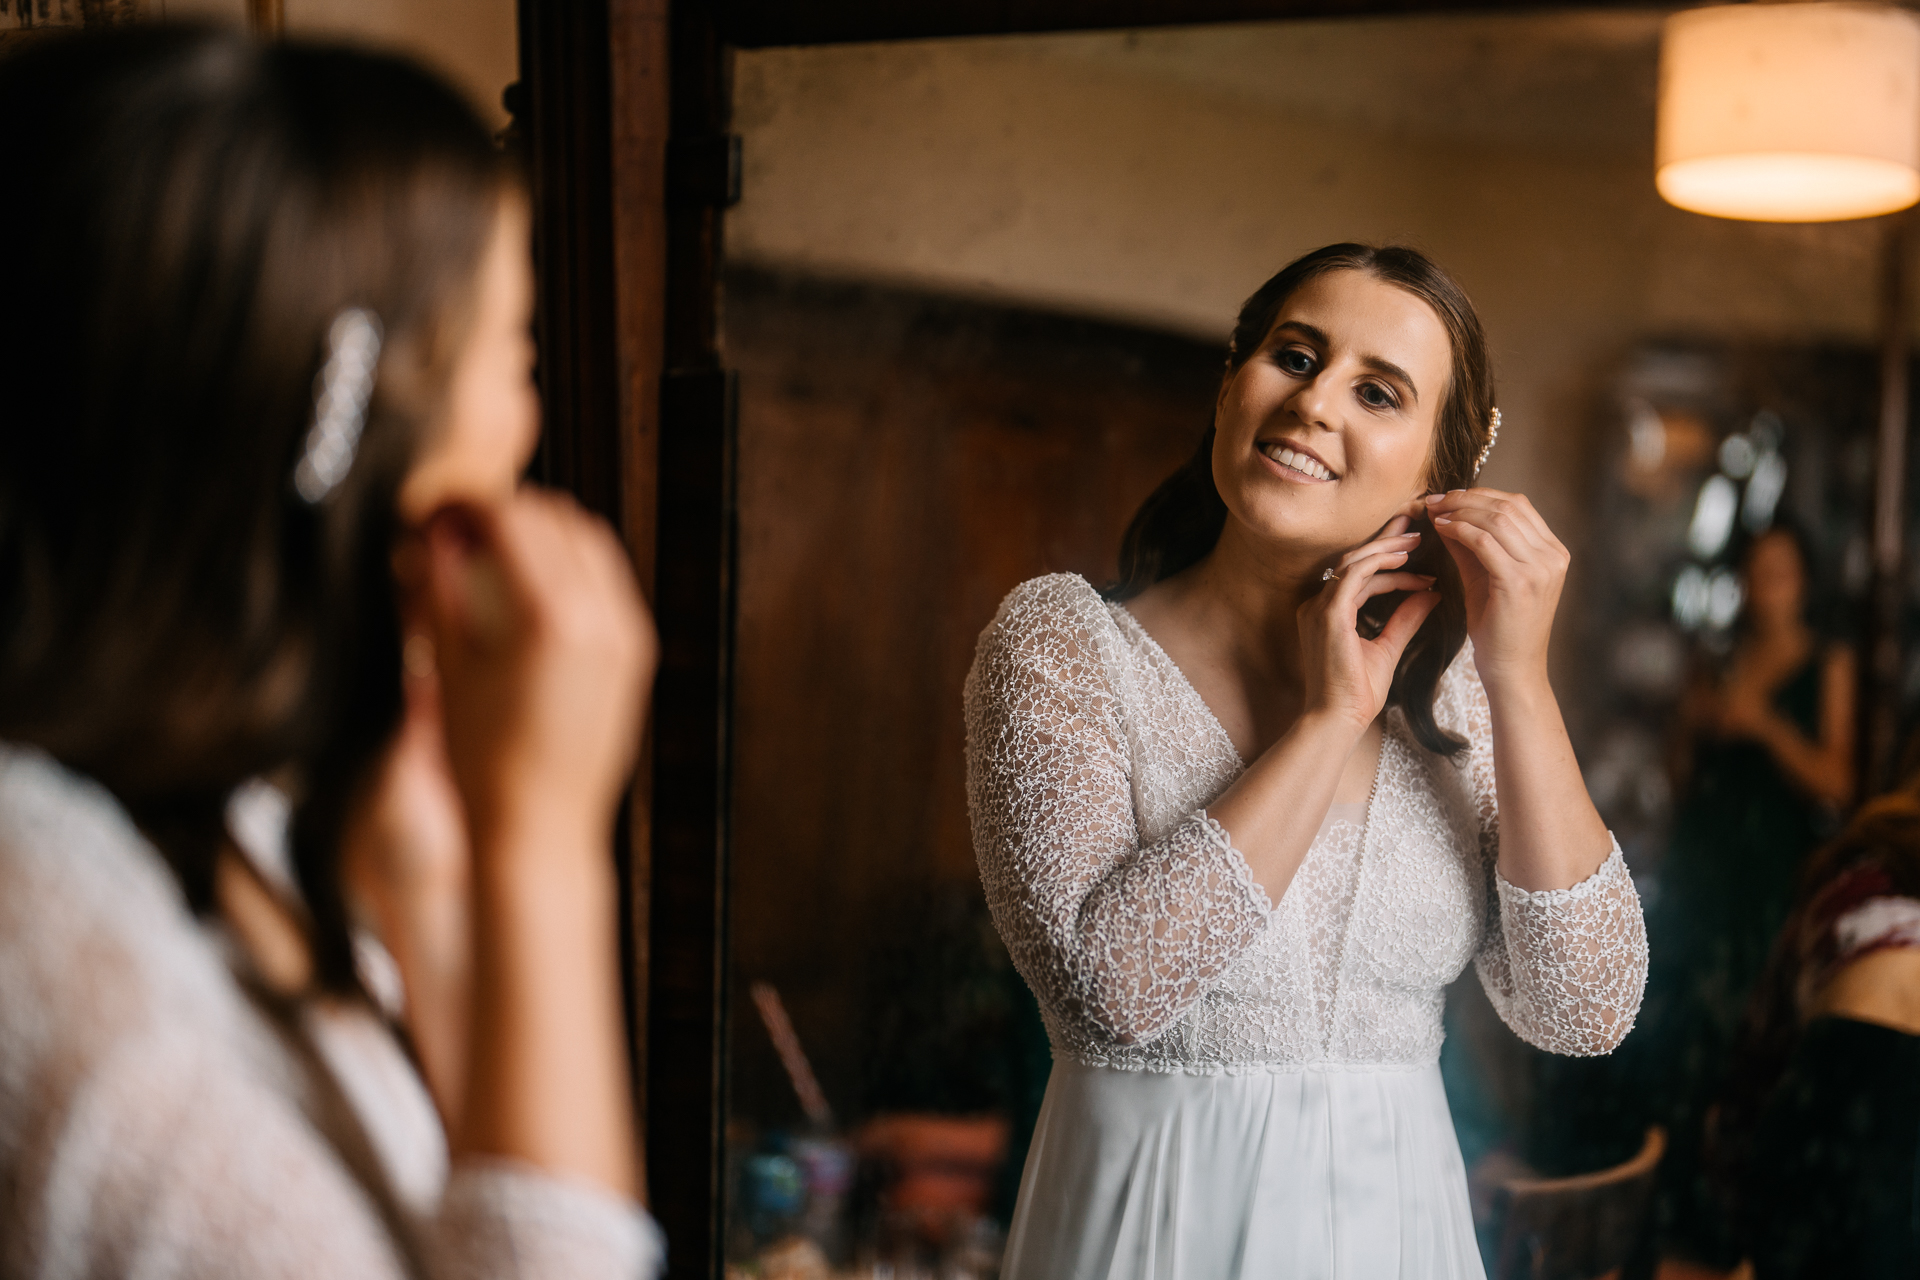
[0,27,659,1276]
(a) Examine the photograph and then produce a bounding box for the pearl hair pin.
[1473,407,1501,478]
[294,308,384,504]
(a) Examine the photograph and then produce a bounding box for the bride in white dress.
[964,243,1648,1279]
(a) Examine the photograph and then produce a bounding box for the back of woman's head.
[1782,797,1920,1001]
[0,27,510,955]
[1714,796,1920,1195]
[1108,243,1495,755]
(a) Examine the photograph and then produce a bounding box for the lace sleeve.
[1437,647,1649,1055]
[963,576,1271,1046]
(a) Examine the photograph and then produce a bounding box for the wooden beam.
[514,0,670,1198]
[647,2,736,1275]
[715,0,1654,48]
[1866,209,1912,795]
[518,0,623,529]
[246,0,283,37]
[518,0,732,1269]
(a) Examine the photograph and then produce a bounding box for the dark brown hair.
[1107,243,1496,756]
[1709,797,1920,1214]
[0,27,513,987]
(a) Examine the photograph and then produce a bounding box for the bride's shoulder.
[986,573,1111,635]
[974,573,1118,668]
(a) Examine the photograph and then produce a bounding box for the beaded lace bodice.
[963,574,1648,1073]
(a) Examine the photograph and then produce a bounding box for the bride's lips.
[1257,438,1338,483]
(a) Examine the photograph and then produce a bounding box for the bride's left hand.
[1424,487,1569,693]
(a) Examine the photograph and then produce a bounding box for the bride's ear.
[1414,438,1444,501]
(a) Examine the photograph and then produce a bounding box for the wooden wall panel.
[515,0,675,1227]
[722,268,1224,1131]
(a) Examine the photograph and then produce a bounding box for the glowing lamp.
[1657,3,1920,222]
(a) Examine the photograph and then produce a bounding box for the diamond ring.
[1321,567,1340,582]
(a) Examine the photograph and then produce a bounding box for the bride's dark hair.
[0,27,512,988]
[1106,243,1495,756]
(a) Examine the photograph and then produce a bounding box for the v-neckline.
[1110,595,1389,815]
[1112,599,1252,770]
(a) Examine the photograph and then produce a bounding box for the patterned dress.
[964,574,1648,1279]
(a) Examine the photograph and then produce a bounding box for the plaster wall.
[728,20,1902,584]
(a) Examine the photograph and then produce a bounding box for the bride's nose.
[1282,373,1337,433]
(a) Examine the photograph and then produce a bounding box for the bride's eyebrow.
[1358,354,1419,404]
[1272,320,1329,348]
[1273,320,1419,405]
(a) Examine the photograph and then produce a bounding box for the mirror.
[715,14,1913,1276]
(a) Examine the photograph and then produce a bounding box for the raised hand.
[1298,511,1440,730]
[407,486,656,1198]
[1424,488,1569,693]
[419,488,656,856]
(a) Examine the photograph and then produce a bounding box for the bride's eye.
[1357,381,1399,410]
[1276,347,1315,376]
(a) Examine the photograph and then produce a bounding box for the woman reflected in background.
[0,28,659,1276]
[1672,525,1855,866]
[1643,523,1855,1263]
[964,244,1648,1279]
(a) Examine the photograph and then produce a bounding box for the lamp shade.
[1657,3,1920,222]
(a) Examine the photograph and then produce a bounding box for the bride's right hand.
[418,488,656,859]
[408,488,654,1197]
[1297,511,1440,731]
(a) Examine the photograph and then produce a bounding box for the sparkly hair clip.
[293,308,384,504]
[1473,407,1501,478]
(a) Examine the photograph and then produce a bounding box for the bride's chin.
[1226,502,1387,564]
[1222,506,1326,555]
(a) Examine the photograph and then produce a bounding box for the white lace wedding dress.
[964,575,1648,1280]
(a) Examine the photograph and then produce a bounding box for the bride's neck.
[1166,520,1320,681]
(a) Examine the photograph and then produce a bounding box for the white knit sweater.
[0,745,662,1280]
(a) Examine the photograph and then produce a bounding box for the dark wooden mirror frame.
[510,3,1912,1276]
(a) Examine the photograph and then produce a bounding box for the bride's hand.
[1424,487,1568,693]
[1299,512,1441,730]
[419,488,656,856]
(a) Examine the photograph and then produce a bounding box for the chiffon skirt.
[1001,1059,1484,1280]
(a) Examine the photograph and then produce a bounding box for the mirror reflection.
[719,14,1919,1279]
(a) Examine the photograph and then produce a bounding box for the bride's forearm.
[1208,710,1368,907]
[1484,674,1612,891]
[457,823,638,1200]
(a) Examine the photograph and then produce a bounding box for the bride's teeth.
[1268,444,1331,479]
